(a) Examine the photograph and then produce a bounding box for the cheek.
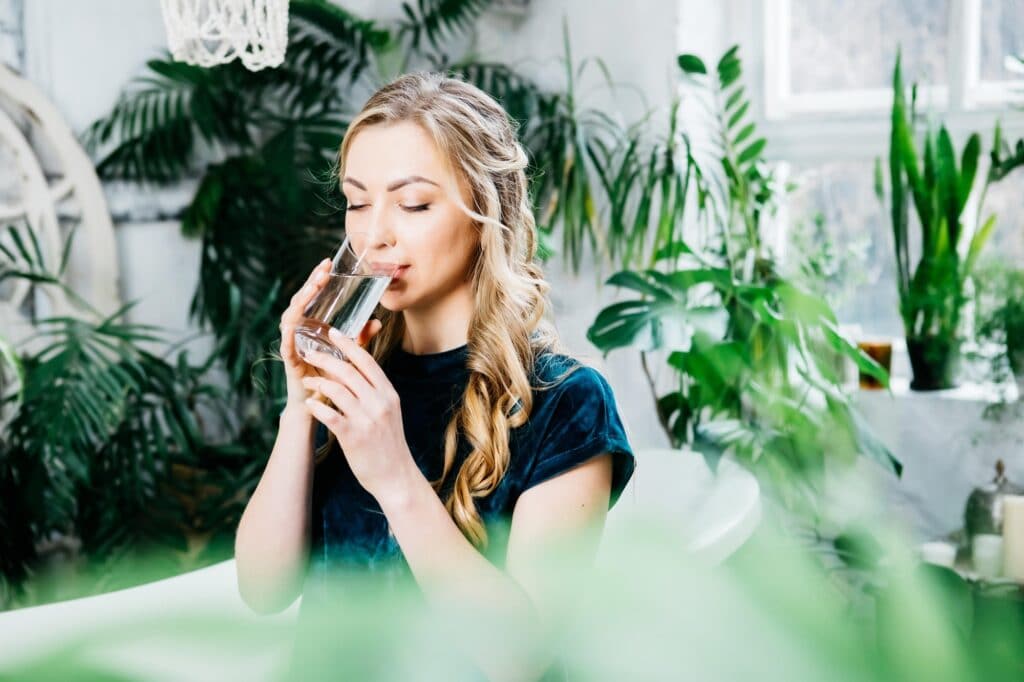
[407,207,475,258]
[434,213,479,274]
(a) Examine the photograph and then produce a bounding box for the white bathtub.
[0,448,760,680]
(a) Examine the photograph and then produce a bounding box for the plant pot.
[906,336,960,391]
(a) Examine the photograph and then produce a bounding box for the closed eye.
[346,204,429,212]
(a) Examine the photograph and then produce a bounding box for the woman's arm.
[234,406,317,614]
[379,452,614,682]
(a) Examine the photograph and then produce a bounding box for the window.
[762,0,1024,120]
[780,0,950,112]
[974,0,1024,87]
[786,161,902,336]
[723,0,1024,336]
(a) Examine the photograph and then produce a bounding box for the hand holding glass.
[294,235,398,363]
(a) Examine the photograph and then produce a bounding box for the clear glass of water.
[294,235,398,362]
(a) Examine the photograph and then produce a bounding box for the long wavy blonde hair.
[313,71,580,550]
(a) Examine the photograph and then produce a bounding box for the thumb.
[357,318,382,347]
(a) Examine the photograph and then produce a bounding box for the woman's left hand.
[301,327,418,503]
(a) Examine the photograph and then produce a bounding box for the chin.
[378,290,408,312]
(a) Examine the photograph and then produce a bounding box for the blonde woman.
[235,72,635,681]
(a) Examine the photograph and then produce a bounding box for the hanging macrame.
[160,0,290,71]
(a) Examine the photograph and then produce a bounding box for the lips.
[390,265,410,281]
[370,261,408,277]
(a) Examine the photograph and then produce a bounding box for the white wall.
[0,0,22,70]
[21,0,167,134]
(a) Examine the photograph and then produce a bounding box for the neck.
[400,282,474,355]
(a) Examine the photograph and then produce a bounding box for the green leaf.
[677,54,707,75]
[958,133,980,213]
[716,45,741,86]
[653,239,697,263]
[963,213,997,280]
[847,405,902,476]
[727,101,750,130]
[873,156,885,202]
[724,86,746,113]
[733,122,756,147]
[821,319,889,390]
[833,528,884,569]
[398,0,492,51]
[736,138,766,165]
[935,127,961,249]
[587,299,663,352]
[604,270,672,299]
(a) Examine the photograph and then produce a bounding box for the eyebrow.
[343,175,440,192]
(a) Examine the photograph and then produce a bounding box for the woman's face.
[341,121,479,313]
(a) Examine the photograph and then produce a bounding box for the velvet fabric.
[291,342,635,678]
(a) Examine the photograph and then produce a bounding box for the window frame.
[737,0,1024,163]
[693,0,1024,337]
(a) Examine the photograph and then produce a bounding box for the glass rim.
[330,234,401,278]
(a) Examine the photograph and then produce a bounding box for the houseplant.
[875,53,1024,390]
[587,46,898,518]
[0,223,238,607]
[974,260,1024,393]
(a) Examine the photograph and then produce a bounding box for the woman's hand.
[279,259,382,412]
[301,327,417,502]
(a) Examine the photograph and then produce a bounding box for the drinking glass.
[857,339,892,390]
[294,235,398,362]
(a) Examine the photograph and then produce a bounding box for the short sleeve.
[523,365,636,509]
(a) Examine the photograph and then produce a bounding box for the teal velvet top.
[305,342,634,576]
[293,342,635,679]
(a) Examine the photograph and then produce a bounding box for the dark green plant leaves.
[879,49,1024,347]
[399,0,493,52]
[677,54,706,74]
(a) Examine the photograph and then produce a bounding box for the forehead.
[344,121,449,184]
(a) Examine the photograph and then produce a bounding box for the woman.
[235,72,636,681]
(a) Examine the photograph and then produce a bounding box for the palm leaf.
[399,0,494,52]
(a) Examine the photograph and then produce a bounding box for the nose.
[353,204,396,250]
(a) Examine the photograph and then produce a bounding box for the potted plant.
[975,260,1024,394]
[0,223,234,607]
[876,53,1024,390]
[587,46,899,519]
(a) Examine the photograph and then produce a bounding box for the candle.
[919,541,956,568]
[972,534,1003,579]
[1002,494,1024,581]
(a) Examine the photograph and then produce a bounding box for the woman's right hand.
[280,258,381,411]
